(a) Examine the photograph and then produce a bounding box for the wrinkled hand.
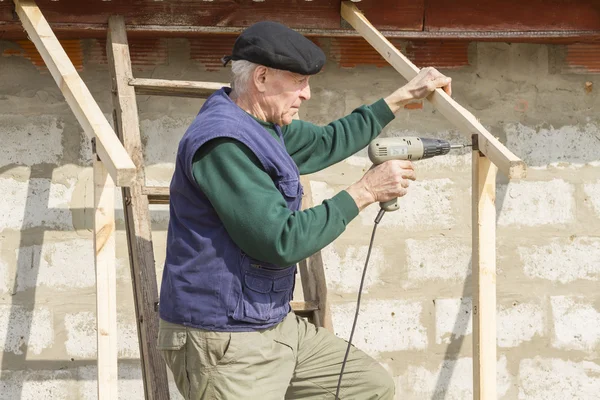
[403,67,452,99]
[385,67,452,112]
[346,160,416,211]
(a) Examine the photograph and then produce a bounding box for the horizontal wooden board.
[2,1,600,42]
[0,0,423,30]
[425,0,600,31]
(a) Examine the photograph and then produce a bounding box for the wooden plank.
[142,186,169,205]
[290,300,319,313]
[298,176,334,333]
[340,1,526,180]
[1,0,423,31]
[130,78,227,98]
[93,159,118,400]
[3,21,600,43]
[425,0,600,32]
[107,15,170,400]
[472,138,498,400]
[13,0,136,187]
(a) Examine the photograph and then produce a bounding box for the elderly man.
[158,21,451,399]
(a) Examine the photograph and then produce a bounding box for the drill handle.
[380,198,400,212]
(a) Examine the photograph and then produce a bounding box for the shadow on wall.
[0,164,172,399]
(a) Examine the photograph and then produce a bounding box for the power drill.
[368,137,470,211]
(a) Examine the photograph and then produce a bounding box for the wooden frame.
[340,2,526,399]
[12,1,135,398]
[107,16,170,400]
[341,1,526,180]
[12,0,524,397]
[93,158,118,400]
[13,0,136,187]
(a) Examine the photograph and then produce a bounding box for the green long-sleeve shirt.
[192,98,395,267]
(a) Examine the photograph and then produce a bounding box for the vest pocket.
[232,255,295,324]
[277,178,302,199]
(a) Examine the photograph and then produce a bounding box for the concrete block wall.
[1,38,599,399]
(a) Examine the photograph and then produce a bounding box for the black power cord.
[335,208,386,399]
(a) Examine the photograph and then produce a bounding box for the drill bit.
[450,144,472,149]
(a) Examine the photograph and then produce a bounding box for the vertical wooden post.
[472,135,498,399]
[94,157,118,399]
[107,16,170,399]
[298,177,334,333]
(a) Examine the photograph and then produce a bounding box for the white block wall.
[1,39,600,399]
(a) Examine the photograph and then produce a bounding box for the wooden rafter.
[340,1,526,180]
[13,0,136,187]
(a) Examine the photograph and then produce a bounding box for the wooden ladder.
[106,16,333,400]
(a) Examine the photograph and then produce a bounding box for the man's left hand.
[385,67,452,113]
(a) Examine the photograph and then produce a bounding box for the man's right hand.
[346,160,416,211]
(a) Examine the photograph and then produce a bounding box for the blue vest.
[159,88,303,332]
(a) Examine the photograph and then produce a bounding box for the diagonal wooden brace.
[13,0,136,187]
[340,1,526,180]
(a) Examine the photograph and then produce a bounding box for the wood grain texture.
[93,159,118,400]
[425,0,600,31]
[3,0,600,41]
[472,146,498,400]
[2,0,423,30]
[13,0,136,187]
[130,78,228,98]
[107,16,170,400]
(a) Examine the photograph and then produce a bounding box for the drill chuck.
[420,138,451,159]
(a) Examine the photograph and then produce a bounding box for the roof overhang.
[1,0,600,43]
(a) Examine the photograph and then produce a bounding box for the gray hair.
[230,60,284,98]
[230,60,259,98]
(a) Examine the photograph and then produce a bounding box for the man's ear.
[253,66,268,93]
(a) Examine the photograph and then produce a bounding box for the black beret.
[222,21,326,75]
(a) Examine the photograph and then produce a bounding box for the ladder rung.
[291,300,319,312]
[142,186,170,204]
[129,78,228,98]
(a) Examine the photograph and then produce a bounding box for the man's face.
[262,70,311,126]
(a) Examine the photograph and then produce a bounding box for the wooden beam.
[472,137,498,400]
[340,1,526,180]
[13,0,136,187]
[130,78,228,99]
[142,186,170,205]
[3,21,600,43]
[290,300,319,312]
[93,159,118,400]
[107,16,170,400]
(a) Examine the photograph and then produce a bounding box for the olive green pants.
[158,313,394,399]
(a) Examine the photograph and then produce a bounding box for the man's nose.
[300,83,311,101]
